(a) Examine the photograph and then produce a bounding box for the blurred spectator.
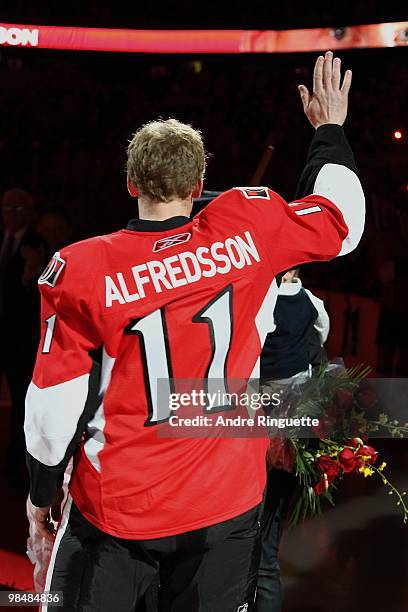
[0,188,47,482]
[36,210,72,252]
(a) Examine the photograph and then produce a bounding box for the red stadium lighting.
[393,130,403,140]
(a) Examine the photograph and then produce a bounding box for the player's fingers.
[332,56,341,90]
[323,51,333,90]
[298,85,310,111]
[341,69,352,96]
[313,55,324,94]
[36,518,55,542]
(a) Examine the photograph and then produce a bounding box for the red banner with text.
[0,22,407,54]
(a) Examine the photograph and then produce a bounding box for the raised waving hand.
[298,50,352,129]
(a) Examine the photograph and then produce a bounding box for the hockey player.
[25,51,364,611]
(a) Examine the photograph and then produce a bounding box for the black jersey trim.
[126,216,191,232]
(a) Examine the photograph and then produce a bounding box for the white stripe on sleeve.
[313,163,365,256]
[24,374,90,466]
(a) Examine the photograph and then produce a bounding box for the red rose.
[316,455,341,479]
[356,388,377,411]
[335,388,354,411]
[349,437,364,448]
[338,448,360,473]
[356,444,378,465]
[314,476,328,495]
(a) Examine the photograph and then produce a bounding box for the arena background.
[0,2,407,610]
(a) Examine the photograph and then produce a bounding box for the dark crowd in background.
[1,46,407,376]
[0,48,406,241]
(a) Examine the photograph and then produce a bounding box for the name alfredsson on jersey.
[105,230,261,307]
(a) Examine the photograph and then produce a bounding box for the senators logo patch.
[234,187,270,200]
[38,251,66,287]
[153,232,191,252]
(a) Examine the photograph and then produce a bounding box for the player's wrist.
[313,121,343,130]
[314,120,343,130]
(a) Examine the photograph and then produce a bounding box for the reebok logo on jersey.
[237,604,248,612]
[38,252,66,287]
[234,187,270,200]
[153,232,191,252]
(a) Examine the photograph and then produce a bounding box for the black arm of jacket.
[295,124,357,199]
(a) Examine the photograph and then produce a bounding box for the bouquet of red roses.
[265,361,408,525]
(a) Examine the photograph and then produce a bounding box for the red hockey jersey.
[25,175,364,538]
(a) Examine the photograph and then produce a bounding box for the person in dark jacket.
[255,268,329,612]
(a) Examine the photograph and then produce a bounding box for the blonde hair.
[127,118,206,202]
